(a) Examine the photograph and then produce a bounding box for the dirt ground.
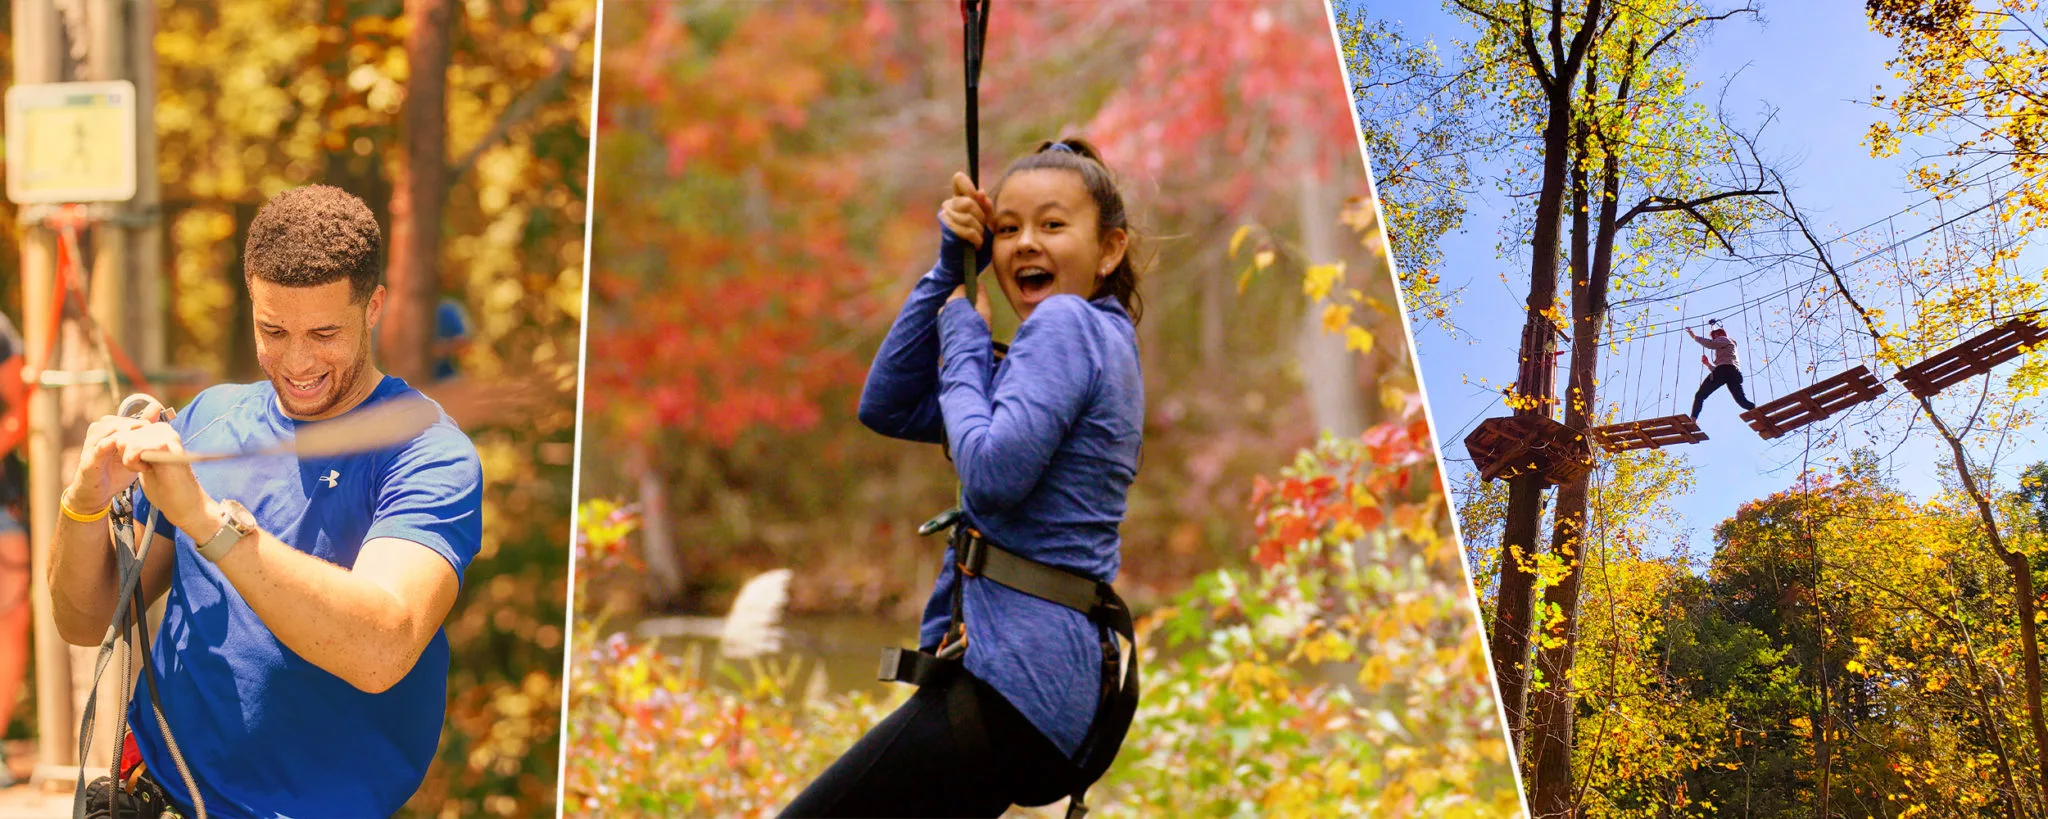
[0,740,87,819]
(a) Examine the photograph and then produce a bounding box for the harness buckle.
[956,531,989,577]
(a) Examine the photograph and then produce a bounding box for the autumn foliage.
[565,408,1520,816]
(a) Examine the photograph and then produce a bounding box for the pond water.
[616,608,1362,698]
[618,612,926,696]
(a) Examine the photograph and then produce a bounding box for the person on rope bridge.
[1688,323,1758,420]
[49,185,482,818]
[782,138,1143,818]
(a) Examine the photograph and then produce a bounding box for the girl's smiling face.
[991,169,1128,322]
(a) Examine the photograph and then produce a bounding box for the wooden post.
[384,0,455,384]
[14,0,77,782]
[12,0,159,783]
[1292,133,1363,439]
[128,0,165,379]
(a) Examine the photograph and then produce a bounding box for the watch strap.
[196,503,252,564]
[197,521,238,563]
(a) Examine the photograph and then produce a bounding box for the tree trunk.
[1490,54,1571,761]
[227,202,260,381]
[1490,0,1604,752]
[1294,140,1362,438]
[1951,601,2024,819]
[1493,473,1545,742]
[384,0,454,383]
[1528,97,1612,817]
[629,444,684,605]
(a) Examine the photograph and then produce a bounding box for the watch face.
[224,500,257,532]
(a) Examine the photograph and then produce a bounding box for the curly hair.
[243,185,383,302]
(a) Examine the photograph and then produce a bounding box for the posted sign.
[5,81,138,204]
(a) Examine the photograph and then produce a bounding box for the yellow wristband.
[61,499,109,523]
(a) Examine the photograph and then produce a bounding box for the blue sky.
[1342,1,2048,563]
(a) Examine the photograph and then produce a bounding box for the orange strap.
[28,207,156,402]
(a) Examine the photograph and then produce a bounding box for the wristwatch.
[197,500,257,564]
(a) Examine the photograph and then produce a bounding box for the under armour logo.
[320,470,340,488]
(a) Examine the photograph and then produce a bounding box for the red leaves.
[1248,420,1445,570]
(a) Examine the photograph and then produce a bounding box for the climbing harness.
[877,507,1138,819]
[74,394,205,819]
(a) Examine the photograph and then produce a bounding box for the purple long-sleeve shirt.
[857,227,1143,756]
[1692,331,1739,367]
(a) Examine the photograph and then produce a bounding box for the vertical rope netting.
[1676,298,1692,416]
[1631,314,1648,419]
[1621,313,1637,421]
[1890,216,1908,366]
[1738,271,1767,400]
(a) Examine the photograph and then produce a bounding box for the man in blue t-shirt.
[48,185,482,818]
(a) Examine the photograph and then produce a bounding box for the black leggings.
[1692,364,1755,418]
[780,668,1074,818]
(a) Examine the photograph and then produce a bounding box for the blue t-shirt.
[859,226,1144,756]
[130,376,483,818]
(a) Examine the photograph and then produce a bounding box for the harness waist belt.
[956,532,1108,616]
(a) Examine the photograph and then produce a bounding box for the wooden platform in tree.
[1894,317,2048,398]
[1464,415,1594,486]
[1588,414,1708,453]
[1740,365,1886,440]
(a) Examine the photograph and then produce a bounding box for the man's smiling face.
[251,277,384,421]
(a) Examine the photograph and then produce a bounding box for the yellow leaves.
[1290,626,1357,666]
[1357,654,1392,691]
[578,498,640,553]
[1229,224,1253,258]
[1322,303,1355,334]
[1330,517,1368,544]
[1347,326,1376,354]
[1304,261,1346,302]
[1227,655,1289,702]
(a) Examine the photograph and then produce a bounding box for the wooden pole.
[54,0,139,778]
[128,0,164,379]
[14,0,78,781]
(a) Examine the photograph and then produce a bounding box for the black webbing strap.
[957,533,1104,615]
[879,516,1137,819]
[74,396,206,819]
[875,647,950,689]
[73,494,170,819]
[958,0,991,306]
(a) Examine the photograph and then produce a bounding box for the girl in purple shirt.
[783,139,1145,817]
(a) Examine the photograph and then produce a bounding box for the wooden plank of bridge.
[1588,414,1708,453]
[1463,415,1595,486]
[1741,365,1886,440]
[1895,317,2048,397]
